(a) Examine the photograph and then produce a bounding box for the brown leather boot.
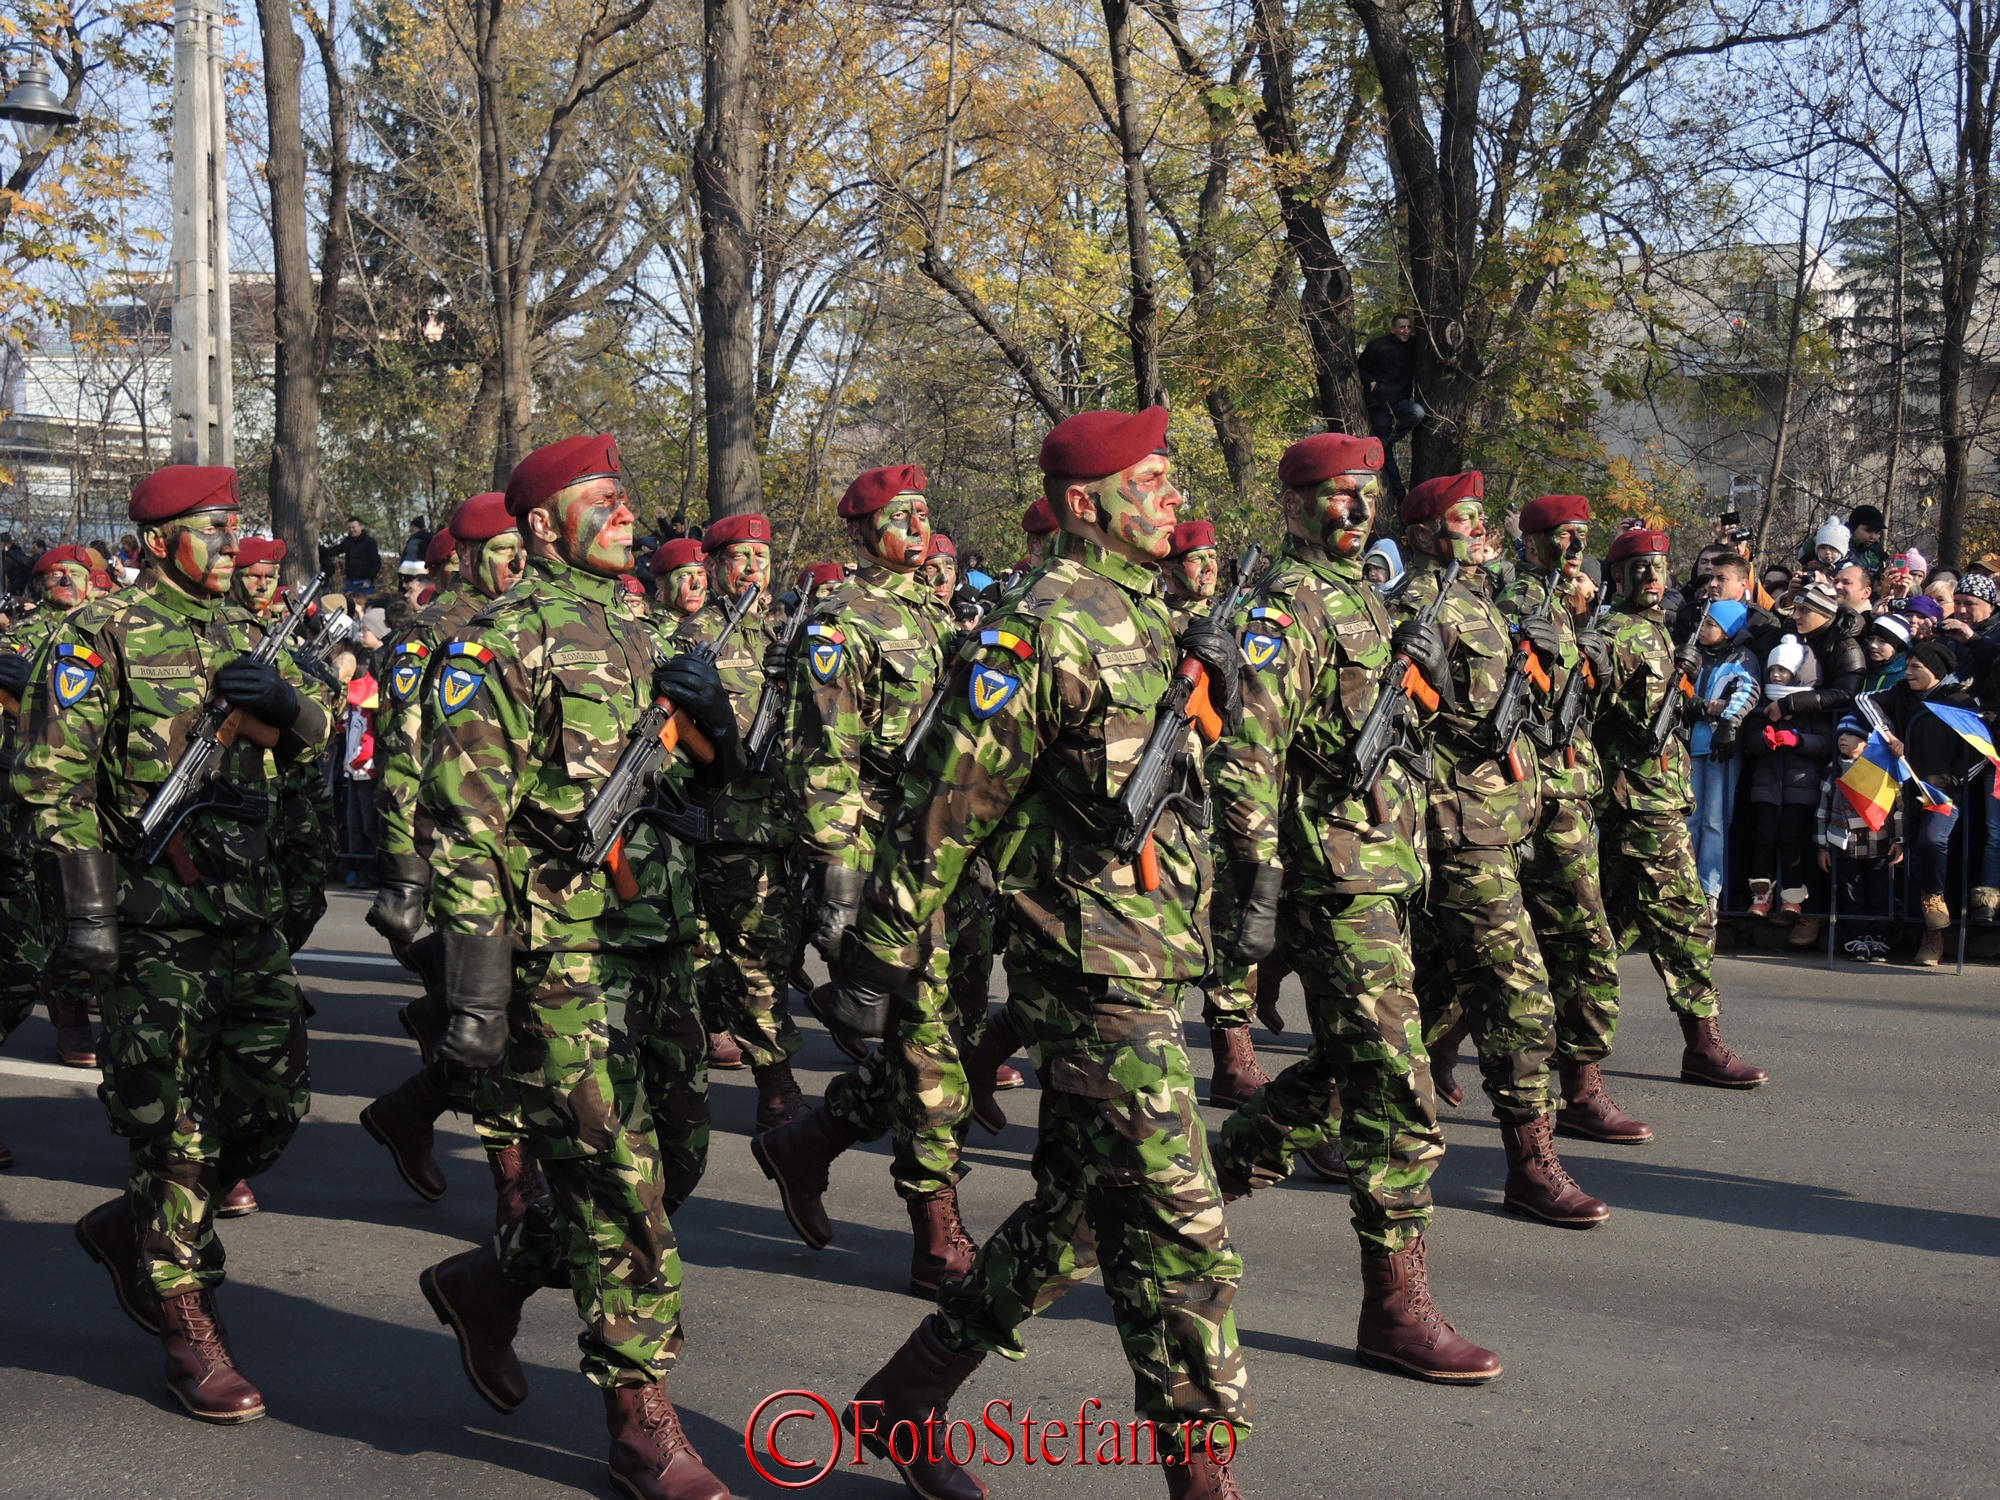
[907,1185,979,1297]
[706,1030,745,1070]
[1429,1016,1471,1108]
[1557,1060,1654,1144]
[1355,1235,1503,1383]
[962,1012,1022,1136]
[487,1142,546,1228]
[603,1381,729,1500]
[1254,960,1286,1035]
[1162,1434,1246,1497]
[419,1244,536,1413]
[158,1288,266,1423]
[1677,1011,1769,1088]
[852,1313,989,1500]
[1207,1025,1271,1109]
[215,1180,258,1218]
[750,1099,862,1249]
[51,991,98,1067]
[76,1195,161,1334]
[992,1062,1024,1090]
[1500,1114,1610,1228]
[752,1061,810,1134]
[360,1067,452,1201]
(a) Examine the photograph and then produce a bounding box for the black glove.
[1710,721,1740,762]
[1390,618,1455,712]
[1674,640,1704,679]
[654,653,744,781]
[809,861,867,962]
[366,850,432,947]
[761,636,791,682]
[0,650,32,698]
[54,848,119,978]
[1214,861,1284,965]
[436,929,515,1070]
[216,656,303,732]
[1516,615,1563,665]
[1175,617,1243,735]
[1574,623,1612,685]
[823,939,917,1039]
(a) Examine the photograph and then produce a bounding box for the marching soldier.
[410,435,735,1500]
[844,406,1250,1498]
[358,492,545,1225]
[1398,472,1612,1228]
[1161,517,1220,617]
[668,511,809,1131]
[652,536,707,616]
[753,464,976,1296]
[1595,527,1770,1089]
[18,465,329,1421]
[1208,433,1500,1383]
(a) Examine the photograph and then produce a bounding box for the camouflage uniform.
[0,614,58,1045]
[1207,536,1442,1252]
[857,537,1250,1439]
[1500,573,1623,1064]
[270,696,338,956]
[12,572,328,1295]
[1596,600,1721,1019]
[1399,555,1557,1124]
[419,552,707,1387]
[672,598,801,1069]
[785,563,962,1200]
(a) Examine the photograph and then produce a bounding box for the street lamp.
[0,64,79,156]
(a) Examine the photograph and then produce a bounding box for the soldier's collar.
[532,553,618,605]
[1073,537,1160,596]
[143,569,221,622]
[1287,535,1363,579]
[855,561,928,601]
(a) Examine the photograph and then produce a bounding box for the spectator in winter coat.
[1817,714,1904,963]
[342,666,381,884]
[1833,562,1876,615]
[1846,505,1888,575]
[1687,599,1763,904]
[1780,580,1867,714]
[1814,518,1851,570]
[1745,633,1835,946]
[1858,612,1912,695]
[1359,314,1423,502]
[341,516,382,596]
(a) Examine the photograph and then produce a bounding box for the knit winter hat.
[1835,714,1868,739]
[1910,640,1958,679]
[1815,518,1851,555]
[1767,634,1809,677]
[1865,613,1912,651]
[1958,572,1998,605]
[1708,599,1749,638]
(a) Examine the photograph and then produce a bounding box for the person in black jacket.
[1871,640,1984,963]
[341,516,381,596]
[1359,314,1424,502]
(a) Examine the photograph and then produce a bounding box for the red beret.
[619,574,647,597]
[1276,433,1383,488]
[424,529,458,568]
[34,544,96,574]
[1518,494,1590,533]
[1606,528,1671,566]
[416,584,439,607]
[837,465,927,520]
[1021,497,1058,535]
[703,513,772,552]
[504,434,622,517]
[1038,406,1171,479]
[1401,471,1486,527]
[650,538,706,576]
[451,492,513,544]
[234,537,286,569]
[800,562,846,589]
[1168,520,1217,558]
[923,532,957,562]
[89,569,114,593]
[129,465,239,523]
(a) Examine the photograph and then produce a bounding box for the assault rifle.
[1489,571,1558,781]
[289,601,356,693]
[135,571,327,881]
[1547,625,1599,768]
[1646,599,1711,759]
[579,581,757,900]
[1349,559,1460,825]
[1112,543,1262,892]
[746,578,817,774]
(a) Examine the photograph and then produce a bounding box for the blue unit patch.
[808,640,845,683]
[968,664,1020,719]
[1241,631,1284,671]
[53,659,96,707]
[390,659,424,700]
[437,663,484,717]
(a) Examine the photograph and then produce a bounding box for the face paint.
[669,565,707,615]
[39,562,91,608]
[1433,499,1486,567]
[233,562,281,615]
[1305,473,1379,557]
[1526,522,1588,578]
[469,530,526,599]
[551,478,635,576]
[711,541,770,597]
[1170,549,1219,599]
[867,495,932,571]
[1096,456,1181,560]
[918,557,956,604]
[1621,554,1668,607]
[160,509,241,596]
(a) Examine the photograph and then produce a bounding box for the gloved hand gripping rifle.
[1349,560,1459,825]
[1489,572,1558,782]
[745,578,816,774]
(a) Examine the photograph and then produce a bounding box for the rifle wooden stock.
[1404,662,1440,713]
[1137,835,1160,893]
[1185,665,1223,744]
[659,704,715,764]
[606,836,640,901]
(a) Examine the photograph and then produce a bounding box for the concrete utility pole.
[169,0,233,465]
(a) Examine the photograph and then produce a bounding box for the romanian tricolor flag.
[1924,700,2000,796]
[1837,733,1902,832]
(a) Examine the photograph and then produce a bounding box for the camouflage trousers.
[0,845,47,1042]
[694,842,801,1070]
[100,920,311,1297]
[940,962,1250,1440]
[272,777,335,957]
[495,946,701,1388]
[1215,892,1441,1254]
[1600,805,1720,1019]
[826,910,970,1200]
[630,942,710,1215]
[1521,794,1623,1066]
[1415,838,1557,1123]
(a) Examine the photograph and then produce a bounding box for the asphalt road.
[1,892,1995,1499]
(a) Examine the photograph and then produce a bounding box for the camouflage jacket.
[417,554,695,954]
[855,537,1213,986]
[376,588,483,860]
[0,607,62,781]
[1597,603,1693,816]
[1497,571,1603,805]
[10,572,330,927]
[784,561,948,877]
[1396,555,1542,850]
[1207,538,1427,897]
[671,596,790,848]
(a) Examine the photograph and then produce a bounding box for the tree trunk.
[1101,0,1163,407]
[695,0,764,518]
[255,0,323,575]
